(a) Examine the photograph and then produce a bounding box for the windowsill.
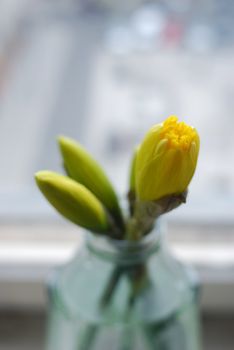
[0,221,234,312]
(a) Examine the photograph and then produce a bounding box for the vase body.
[46,226,201,350]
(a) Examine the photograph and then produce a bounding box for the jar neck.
[86,223,163,266]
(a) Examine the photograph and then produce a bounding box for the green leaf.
[35,171,110,233]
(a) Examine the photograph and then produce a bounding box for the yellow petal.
[136,116,200,201]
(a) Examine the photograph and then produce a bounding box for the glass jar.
[46,224,201,350]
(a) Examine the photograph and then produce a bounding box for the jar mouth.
[87,221,163,265]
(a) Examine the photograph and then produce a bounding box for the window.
[0,0,234,312]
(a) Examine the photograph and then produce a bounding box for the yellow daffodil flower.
[136,116,200,201]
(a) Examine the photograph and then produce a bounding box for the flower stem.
[76,266,123,350]
[77,260,151,349]
[77,325,98,350]
[100,266,123,308]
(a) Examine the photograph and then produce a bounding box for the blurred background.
[0,0,234,349]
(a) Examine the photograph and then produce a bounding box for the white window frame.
[0,220,234,312]
[0,1,234,314]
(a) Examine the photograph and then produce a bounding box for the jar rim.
[86,220,164,265]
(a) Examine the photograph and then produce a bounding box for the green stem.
[118,263,152,350]
[77,260,152,350]
[76,266,123,350]
[77,325,98,350]
[100,266,123,308]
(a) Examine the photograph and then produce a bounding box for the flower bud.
[129,146,139,193]
[136,116,200,201]
[35,171,110,233]
[58,136,124,228]
[128,147,139,216]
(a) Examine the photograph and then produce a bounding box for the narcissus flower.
[136,116,200,201]
[35,171,110,233]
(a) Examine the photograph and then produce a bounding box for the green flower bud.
[58,136,124,228]
[35,171,110,233]
[128,146,139,216]
[129,146,139,192]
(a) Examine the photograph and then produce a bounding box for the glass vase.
[46,224,201,350]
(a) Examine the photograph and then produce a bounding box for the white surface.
[0,223,234,311]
